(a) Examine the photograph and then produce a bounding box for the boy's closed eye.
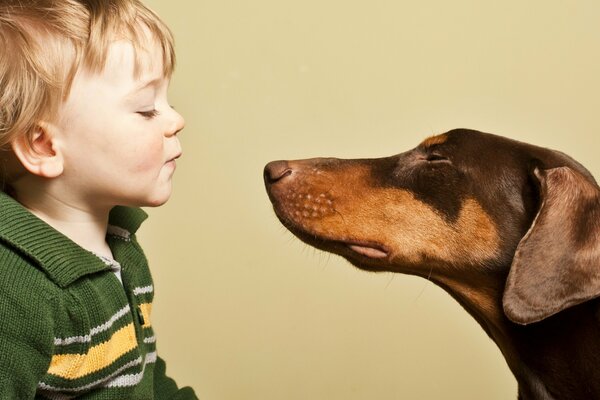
[136,104,176,119]
[137,109,160,119]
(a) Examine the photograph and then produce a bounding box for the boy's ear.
[11,122,64,178]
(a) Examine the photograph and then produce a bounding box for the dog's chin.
[274,213,392,272]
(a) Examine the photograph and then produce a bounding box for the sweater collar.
[0,191,147,288]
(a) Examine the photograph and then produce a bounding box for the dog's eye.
[426,154,449,163]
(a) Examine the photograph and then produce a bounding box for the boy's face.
[53,37,184,209]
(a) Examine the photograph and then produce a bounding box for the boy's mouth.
[167,153,182,163]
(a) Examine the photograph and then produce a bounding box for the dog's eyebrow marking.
[421,133,448,148]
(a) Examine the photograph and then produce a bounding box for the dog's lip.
[343,240,390,259]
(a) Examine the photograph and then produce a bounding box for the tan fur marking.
[279,163,501,268]
[421,133,448,148]
[350,190,500,266]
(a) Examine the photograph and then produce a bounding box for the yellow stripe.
[48,323,137,379]
[139,303,152,328]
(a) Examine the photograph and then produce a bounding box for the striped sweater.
[0,191,198,399]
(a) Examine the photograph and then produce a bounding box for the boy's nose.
[166,109,185,136]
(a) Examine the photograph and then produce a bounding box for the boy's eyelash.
[137,109,160,119]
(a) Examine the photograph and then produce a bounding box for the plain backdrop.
[139,1,600,398]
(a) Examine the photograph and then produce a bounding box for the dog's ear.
[503,166,600,325]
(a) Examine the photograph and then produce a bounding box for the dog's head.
[264,129,600,325]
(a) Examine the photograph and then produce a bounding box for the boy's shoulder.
[0,239,57,297]
[0,191,58,296]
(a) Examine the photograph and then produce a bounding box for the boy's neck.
[12,184,114,259]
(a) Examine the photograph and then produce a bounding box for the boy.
[0,0,198,398]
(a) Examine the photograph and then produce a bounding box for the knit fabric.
[0,191,198,399]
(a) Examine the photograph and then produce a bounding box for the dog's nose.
[264,160,292,184]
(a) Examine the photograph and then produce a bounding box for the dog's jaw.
[270,208,393,270]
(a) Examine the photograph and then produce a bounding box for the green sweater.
[0,191,198,399]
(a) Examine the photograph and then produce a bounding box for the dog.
[263,129,600,400]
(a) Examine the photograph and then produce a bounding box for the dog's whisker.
[333,208,346,226]
[384,273,395,289]
[411,265,434,304]
[412,279,431,305]
[300,244,309,255]
[284,232,297,245]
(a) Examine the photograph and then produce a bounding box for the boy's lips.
[165,153,182,171]
[167,153,182,163]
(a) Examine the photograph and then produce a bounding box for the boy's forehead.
[104,39,166,82]
[65,39,168,107]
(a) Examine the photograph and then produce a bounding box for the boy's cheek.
[128,142,166,173]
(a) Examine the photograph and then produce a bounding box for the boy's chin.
[132,188,173,208]
[143,193,172,208]
[143,198,170,208]
[113,184,174,208]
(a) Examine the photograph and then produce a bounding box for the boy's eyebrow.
[127,77,163,96]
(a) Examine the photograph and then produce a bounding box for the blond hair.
[0,0,176,152]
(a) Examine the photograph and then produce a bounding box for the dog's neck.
[431,271,600,400]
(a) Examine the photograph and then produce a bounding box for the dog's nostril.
[264,160,293,184]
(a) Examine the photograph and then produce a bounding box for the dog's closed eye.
[425,153,450,163]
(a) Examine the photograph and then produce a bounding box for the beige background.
[140,1,600,399]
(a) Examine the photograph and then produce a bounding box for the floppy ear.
[503,166,600,325]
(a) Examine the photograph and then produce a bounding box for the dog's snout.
[264,160,293,185]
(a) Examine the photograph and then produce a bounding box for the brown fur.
[264,129,600,400]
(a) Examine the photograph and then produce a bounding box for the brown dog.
[264,129,600,400]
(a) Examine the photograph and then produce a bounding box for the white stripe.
[53,305,130,346]
[38,356,143,394]
[93,253,121,269]
[133,285,154,296]
[105,352,158,388]
[143,335,156,344]
[107,225,131,241]
[92,253,124,285]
